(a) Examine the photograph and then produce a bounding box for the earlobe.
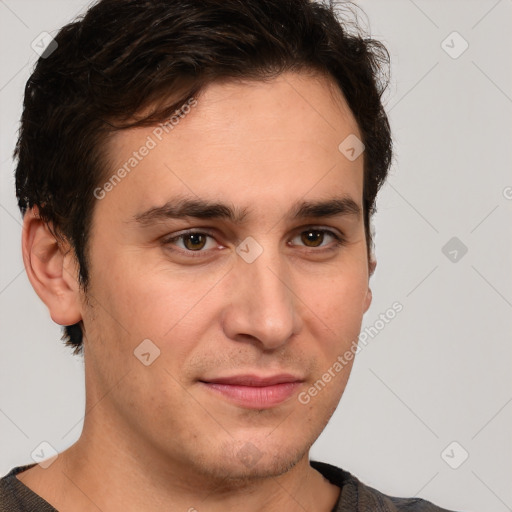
[22,207,82,326]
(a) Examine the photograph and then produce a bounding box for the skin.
[19,70,375,511]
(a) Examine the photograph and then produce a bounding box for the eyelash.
[161,227,346,258]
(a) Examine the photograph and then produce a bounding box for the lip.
[199,374,303,409]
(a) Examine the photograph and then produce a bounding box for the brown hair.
[15,0,392,354]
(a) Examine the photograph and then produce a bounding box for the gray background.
[0,1,511,511]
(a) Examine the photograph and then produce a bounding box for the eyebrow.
[133,195,361,226]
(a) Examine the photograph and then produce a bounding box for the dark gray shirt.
[0,461,461,511]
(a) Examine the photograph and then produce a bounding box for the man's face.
[80,71,372,482]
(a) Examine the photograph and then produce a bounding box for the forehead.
[97,71,364,223]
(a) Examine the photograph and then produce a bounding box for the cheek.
[89,246,220,339]
[300,268,368,381]
[308,267,368,328]
[81,271,208,418]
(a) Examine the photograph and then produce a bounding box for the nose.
[221,245,302,351]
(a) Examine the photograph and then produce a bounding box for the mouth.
[199,374,304,409]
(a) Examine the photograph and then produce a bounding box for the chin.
[192,435,310,485]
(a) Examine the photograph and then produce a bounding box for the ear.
[363,255,377,313]
[22,207,82,326]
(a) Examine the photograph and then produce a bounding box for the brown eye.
[163,231,217,254]
[183,233,208,251]
[301,230,325,247]
[290,228,344,250]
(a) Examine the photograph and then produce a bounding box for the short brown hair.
[15,0,392,354]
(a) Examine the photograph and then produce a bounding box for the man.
[1,0,461,510]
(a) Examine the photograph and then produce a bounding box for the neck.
[18,414,340,512]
